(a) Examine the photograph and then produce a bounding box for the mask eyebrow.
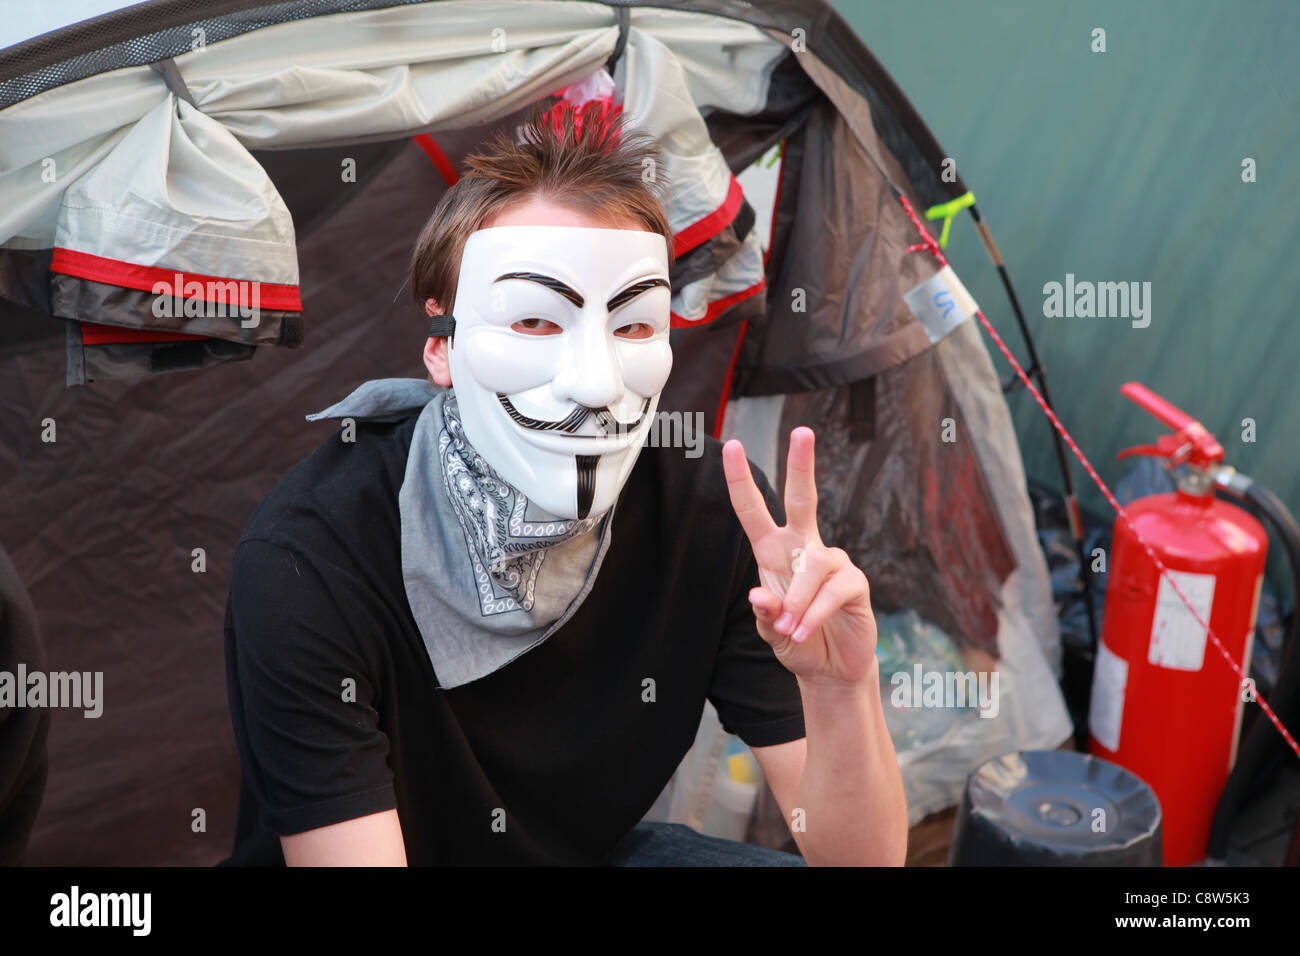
[607,277,670,313]
[494,272,583,308]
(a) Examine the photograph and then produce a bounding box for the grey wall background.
[830,0,1300,530]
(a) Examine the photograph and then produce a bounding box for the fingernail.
[792,625,807,643]
[775,612,794,634]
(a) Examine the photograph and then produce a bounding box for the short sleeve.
[225,538,397,836]
[707,464,807,749]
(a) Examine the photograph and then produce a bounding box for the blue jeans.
[603,822,806,866]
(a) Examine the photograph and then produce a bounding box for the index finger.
[721,439,779,544]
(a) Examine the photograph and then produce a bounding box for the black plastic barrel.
[948,749,1162,866]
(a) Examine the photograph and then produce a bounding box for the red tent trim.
[413,134,459,186]
[78,322,209,346]
[672,175,743,257]
[669,275,765,328]
[50,248,303,311]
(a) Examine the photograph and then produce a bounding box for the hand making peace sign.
[721,427,879,685]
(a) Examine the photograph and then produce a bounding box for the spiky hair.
[410,97,673,312]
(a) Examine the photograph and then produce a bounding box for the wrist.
[797,658,880,704]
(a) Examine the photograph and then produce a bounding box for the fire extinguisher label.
[1090,640,1128,752]
[1148,570,1217,671]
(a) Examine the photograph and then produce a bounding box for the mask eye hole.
[511,318,562,335]
[613,322,655,340]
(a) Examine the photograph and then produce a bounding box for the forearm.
[794,659,908,866]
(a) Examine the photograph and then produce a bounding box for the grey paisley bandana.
[306,378,615,688]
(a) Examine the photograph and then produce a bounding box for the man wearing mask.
[223,97,907,867]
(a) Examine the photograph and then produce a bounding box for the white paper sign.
[1089,640,1128,752]
[903,265,978,344]
[1148,570,1216,671]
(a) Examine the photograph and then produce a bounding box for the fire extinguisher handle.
[1121,382,1197,431]
[1117,440,1177,463]
[1119,382,1225,467]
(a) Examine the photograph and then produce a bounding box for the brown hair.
[410,97,675,312]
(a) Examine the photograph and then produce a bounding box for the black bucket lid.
[948,749,1162,866]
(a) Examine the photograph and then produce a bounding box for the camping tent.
[0,0,1071,864]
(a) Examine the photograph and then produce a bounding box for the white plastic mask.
[446,225,673,519]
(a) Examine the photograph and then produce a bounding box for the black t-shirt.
[222,412,805,865]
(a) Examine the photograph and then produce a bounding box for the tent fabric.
[616,23,777,324]
[1,4,791,381]
[0,0,1073,860]
[50,96,298,289]
[45,93,304,382]
[735,89,939,394]
[0,2,962,395]
[0,540,50,865]
[937,318,1064,676]
[775,355,1017,658]
[1,138,445,865]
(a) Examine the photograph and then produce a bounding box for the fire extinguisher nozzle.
[1212,465,1255,500]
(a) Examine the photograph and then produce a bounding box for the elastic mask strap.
[428,314,457,338]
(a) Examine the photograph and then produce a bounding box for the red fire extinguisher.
[1088,382,1267,866]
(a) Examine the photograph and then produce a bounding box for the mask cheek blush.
[617,339,673,398]
[461,326,559,395]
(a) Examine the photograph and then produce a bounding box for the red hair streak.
[541,97,624,150]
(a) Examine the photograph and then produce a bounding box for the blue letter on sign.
[934,290,955,320]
